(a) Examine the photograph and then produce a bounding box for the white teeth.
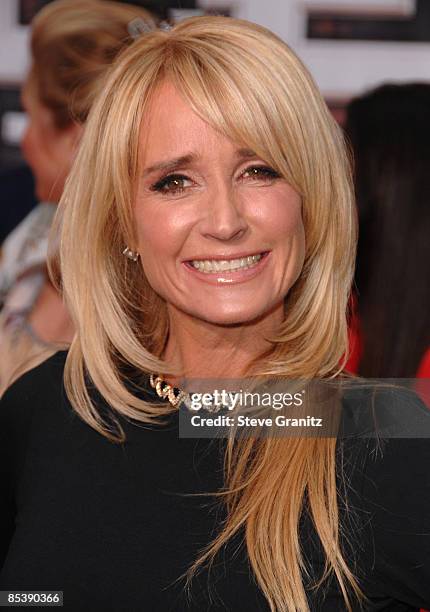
[190,253,263,274]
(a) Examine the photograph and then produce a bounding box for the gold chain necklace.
[149,374,188,408]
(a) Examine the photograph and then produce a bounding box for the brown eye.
[241,166,280,180]
[151,174,193,194]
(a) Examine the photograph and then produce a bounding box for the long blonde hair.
[52,16,360,612]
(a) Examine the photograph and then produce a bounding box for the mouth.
[185,251,269,274]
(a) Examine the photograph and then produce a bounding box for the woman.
[344,83,430,378]
[0,0,156,394]
[1,16,430,612]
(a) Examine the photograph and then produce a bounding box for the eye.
[241,165,280,181]
[150,173,193,195]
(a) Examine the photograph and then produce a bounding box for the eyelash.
[150,165,281,195]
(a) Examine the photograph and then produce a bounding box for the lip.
[182,251,271,285]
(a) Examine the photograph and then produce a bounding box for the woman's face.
[134,82,305,327]
[21,82,80,203]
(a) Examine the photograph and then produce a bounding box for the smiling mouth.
[186,252,269,274]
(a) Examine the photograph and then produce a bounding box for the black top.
[1,351,430,611]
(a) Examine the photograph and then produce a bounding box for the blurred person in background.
[345,83,430,378]
[0,0,156,395]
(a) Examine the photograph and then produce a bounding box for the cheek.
[276,209,303,239]
[21,127,36,164]
[135,201,194,256]
[137,223,165,276]
[134,205,186,284]
[279,206,305,252]
[21,126,50,199]
[264,193,305,283]
[259,189,304,246]
[21,124,51,175]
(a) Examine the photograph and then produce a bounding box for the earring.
[122,246,139,262]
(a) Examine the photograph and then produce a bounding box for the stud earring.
[122,246,139,262]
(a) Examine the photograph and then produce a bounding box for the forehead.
[139,81,238,164]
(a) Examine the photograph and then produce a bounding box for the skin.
[17,80,80,343]
[21,83,81,203]
[134,82,305,379]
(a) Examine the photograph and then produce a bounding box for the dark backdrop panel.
[19,0,197,23]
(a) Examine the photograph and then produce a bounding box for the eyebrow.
[141,148,258,177]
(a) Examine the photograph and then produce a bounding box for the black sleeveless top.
[1,351,430,611]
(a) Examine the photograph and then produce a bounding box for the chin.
[192,305,270,327]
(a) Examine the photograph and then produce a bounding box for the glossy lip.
[182,251,271,285]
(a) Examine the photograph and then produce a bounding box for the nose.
[200,184,248,242]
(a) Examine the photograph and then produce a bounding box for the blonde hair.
[52,16,360,612]
[27,0,156,129]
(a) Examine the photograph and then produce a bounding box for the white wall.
[0,0,30,83]
[289,1,430,97]
[201,0,430,97]
[1,0,430,97]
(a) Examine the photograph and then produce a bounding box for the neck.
[162,303,284,382]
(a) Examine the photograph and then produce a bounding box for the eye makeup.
[149,165,281,196]
[150,173,192,195]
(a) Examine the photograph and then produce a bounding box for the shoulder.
[0,350,68,433]
[1,204,48,257]
[357,385,430,494]
[0,203,54,289]
[337,385,430,600]
[340,380,430,439]
[1,349,67,398]
[0,351,68,481]
[339,383,430,544]
[0,350,124,447]
[339,382,430,516]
